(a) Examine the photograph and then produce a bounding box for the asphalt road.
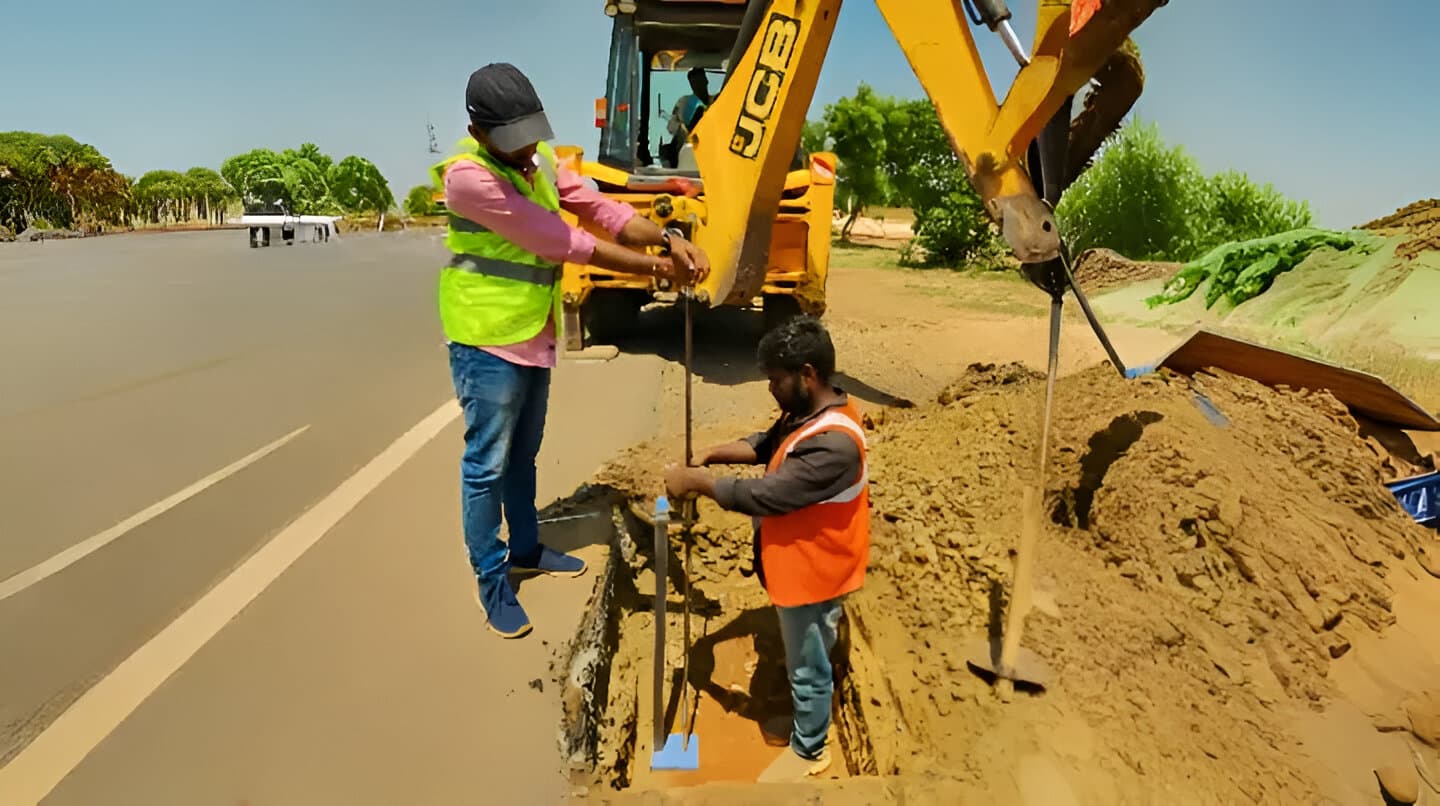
[0,230,667,804]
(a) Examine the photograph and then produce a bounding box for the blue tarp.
[1387,471,1440,529]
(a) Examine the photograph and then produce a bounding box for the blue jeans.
[448,343,549,596]
[775,597,844,759]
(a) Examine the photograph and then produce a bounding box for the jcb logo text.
[729,13,800,160]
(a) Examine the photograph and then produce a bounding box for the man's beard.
[780,385,813,417]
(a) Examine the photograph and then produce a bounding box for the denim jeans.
[448,343,549,598]
[775,597,844,759]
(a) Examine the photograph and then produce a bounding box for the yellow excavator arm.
[685,0,1166,308]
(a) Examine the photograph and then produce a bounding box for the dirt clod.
[1405,691,1440,748]
[1072,247,1180,290]
[936,362,1042,406]
[1417,546,1440,579]
[1375,763,1420,804]
[1362,198,1440,261]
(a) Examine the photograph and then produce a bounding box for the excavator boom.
[687,0,1166,308]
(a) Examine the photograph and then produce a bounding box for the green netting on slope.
[1145,228,1380,309]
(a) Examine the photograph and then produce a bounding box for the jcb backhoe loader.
[555,0,1159,351]
[564,0,1165,696]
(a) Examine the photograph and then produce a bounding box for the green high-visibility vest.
[430,138,564,348]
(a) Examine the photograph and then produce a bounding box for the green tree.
[221,147,331,213]
[279,156,329,214]
[882,99,1000,267]
[820,83,893,239]
[1056,119,1312,262]
[221,148,287,210]
[185,167,232,225]
[293,143,333,175]
[404,183,437,217]
[0,132,132,231]
[1203,170,1311,248]
[1055,119,1214,261]
[133,170,192,223]
[801,120,828,156]
[328,156,394,230]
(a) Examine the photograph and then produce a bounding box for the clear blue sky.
[3,0,1434,228]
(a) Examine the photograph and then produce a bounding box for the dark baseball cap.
[465,63,555,153]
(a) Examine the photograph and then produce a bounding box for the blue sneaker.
[478,577,532,639]
[510,545,588,578]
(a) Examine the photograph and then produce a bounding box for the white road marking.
[0,425,311,603]
[0,401,460,804]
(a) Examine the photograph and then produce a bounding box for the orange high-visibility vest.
[758,399,870,608]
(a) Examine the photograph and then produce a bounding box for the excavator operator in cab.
[660,67,711,168]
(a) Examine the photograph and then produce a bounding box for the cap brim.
[487,111,555,153]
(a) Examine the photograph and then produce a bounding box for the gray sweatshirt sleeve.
[743,429,776,464]
[713,431,861,517]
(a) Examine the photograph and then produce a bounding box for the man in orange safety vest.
[665,315,869,782]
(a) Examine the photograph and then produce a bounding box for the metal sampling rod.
[679,287,696,750]
[651,497,669,753]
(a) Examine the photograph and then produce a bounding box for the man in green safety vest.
[437,63,709,639]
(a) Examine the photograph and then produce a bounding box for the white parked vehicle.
[235,203,342,248]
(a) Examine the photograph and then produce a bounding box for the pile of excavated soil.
[1363,199,1440,261]
[1091,200,1440,372]
[588,360,1437,802]
[1072,247,1179,290]
[859,363,1434,801]
[1092,234,1440,373]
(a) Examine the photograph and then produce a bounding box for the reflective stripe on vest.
[772,409,869,501]
[757,400,871,608]
[447,253,554,286]
[447,212,489,234]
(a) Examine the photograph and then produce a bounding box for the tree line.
[806,83,1312,267]
[1,131,395,235]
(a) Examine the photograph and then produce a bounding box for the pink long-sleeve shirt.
[443,156,638,368]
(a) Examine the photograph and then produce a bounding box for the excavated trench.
[556,497,889,794]
[551,360,1440,802]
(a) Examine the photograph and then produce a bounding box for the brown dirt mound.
[856,364,1429,801]
[1361,198,1440,260]
[589,363,1433,802]
[1363,199,1440,231]
[935,361,1043,405]
[1072,247,1179,290]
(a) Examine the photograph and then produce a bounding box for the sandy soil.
[835,212,915,248]
[570,247,1440,804]
[1364,198,1440,261]
[1072,247,1180,291]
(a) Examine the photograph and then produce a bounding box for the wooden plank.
[1153,329,1440,431]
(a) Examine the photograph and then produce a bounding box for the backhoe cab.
[556,0,837,350]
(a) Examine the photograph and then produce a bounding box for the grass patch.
[866,206,916,224]
[831,239,903,269]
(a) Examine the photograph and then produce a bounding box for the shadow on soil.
[607,304,765,386]
[683,606,792,744]
[602,303,916,409]
[542,480,880,787]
